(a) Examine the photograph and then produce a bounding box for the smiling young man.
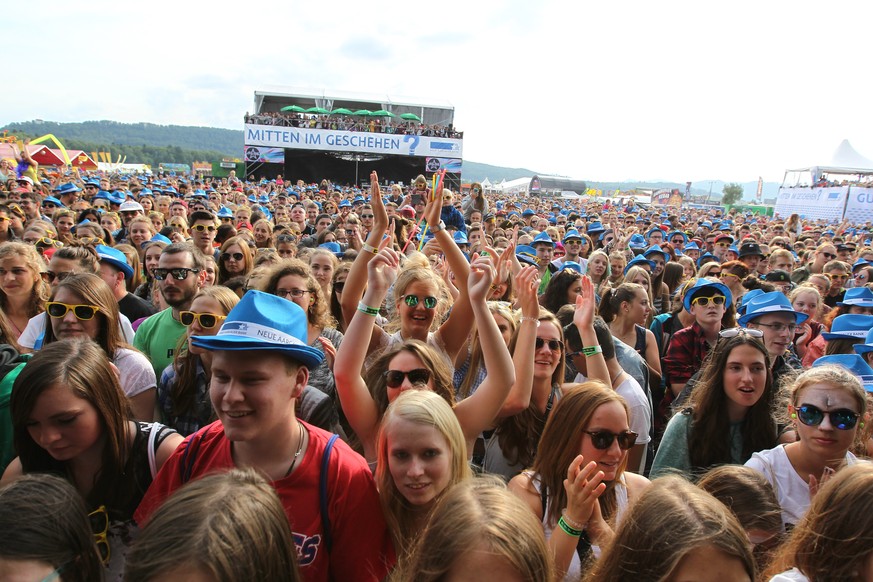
[187,210,220,260]
[135,291,394,582]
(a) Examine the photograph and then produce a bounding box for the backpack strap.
[319,434,339,554]
[179,428,205,484]
[147,422,160,479]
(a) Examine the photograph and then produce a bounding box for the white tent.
[788,139,873,175]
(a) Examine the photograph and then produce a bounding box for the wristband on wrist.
[560,510,586,531]
[582,345,603,357]
[519,316,538,324]
[429,220,446,233]
[361,242,378,254]
[557,516,584,537]
[357,302,380,316]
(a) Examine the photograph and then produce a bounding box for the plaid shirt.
[664,321,713,388]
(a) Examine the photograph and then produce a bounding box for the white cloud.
[3,0,873,184]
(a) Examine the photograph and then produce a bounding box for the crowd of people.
[0,161,873,581]
[244,111,463,138]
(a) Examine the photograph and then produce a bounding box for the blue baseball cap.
[191,290,325,368]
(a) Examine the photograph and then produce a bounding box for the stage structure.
[244,87,463,190]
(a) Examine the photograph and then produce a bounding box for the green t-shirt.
[133,308,187,378]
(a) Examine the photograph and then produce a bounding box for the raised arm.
[497,266,540,419]
[573,276,610,386]
[425,174,473,360]
[333,239,397,456]
[453,253,515,442]
[340,171,389,327]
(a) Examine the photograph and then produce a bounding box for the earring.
[861,422,866,429]
[790,413,796,419]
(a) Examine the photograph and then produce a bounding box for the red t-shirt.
[135,420,394,582]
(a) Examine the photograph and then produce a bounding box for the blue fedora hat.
[838,287,873,308]
[516,245,539,266]
[643,244,667,259]
[562,229,582,241]
[216,206,234,219]
[696,252,717,267]
[95,244,134,280]
[453,231,469,245]
[683,278,733,312]
[532,232,554,247]
[191,290,325,368]
[624,255,656,275]
[853,327,873,356]
[737,288,765,317]
[812,354,873,392]
[852,259,871,273]
[822,314,873,341]
[738,291,808,327]
[587,222,605,235]
[318,242,344,257]
[42,196,64,208]
[559,261,584,275]
[684,241,700,252]
[628,234,647,249]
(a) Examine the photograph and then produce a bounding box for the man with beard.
[134,242,207,377]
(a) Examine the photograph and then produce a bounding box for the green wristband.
[357,302,380,316]
[582,345,603,357]
[557,516,583,537]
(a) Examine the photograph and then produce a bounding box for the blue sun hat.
[643,245,667,260]
[822,314,873,341]
[684,241,700,252]
[95,244,134,280]
[853,328,873,357]
[629,234,648,250]
[191,290,325,368]
[453,231,469,245]
[683,278,733,313]
[624,255,656,275]
[838,287,873,308]
[812,354,873,392]
[696,252,717,267]
[738,291,808,327]
[563,229,582,241]
[216,206,234,219]
[587,222,605,236]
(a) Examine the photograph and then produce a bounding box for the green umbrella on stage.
[330,108,354,115]
[280,105,306,112]
[305,106,330,114]
[400,113,422,121]
[371,110,395,117]
[353,109,373,116]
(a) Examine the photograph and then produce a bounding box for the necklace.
[284,421,305,477]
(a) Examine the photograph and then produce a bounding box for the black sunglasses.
[221,252,244,262]
[535,337,564,352]
[153,267,200,281]
[384,368,430,388]
[584,430,638,450]
[43,270,74,283]
[822,252,837,260]
[179,311,226,328]
[795,404,860,431]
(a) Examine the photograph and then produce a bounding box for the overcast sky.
[4,0,872,184]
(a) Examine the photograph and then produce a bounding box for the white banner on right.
[843,187,873,224]
[774,187,849,222]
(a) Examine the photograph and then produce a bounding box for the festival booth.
[51,149,98,170]
[775,140,873,223]
[0,143,65,167]
[245,87,463,189]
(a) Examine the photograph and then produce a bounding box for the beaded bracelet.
[560,509,586,531]
[357,302,380,316]
[362,242,378,254]
[582,345,603,357]
[557,516,584,537]
[519,316,539,324]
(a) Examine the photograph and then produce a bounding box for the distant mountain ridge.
[1,120,779,199]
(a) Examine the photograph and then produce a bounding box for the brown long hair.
[531,382,629,527]
[686,333,777,473]
[495,309,565,469]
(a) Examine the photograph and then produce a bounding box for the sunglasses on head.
[179,311,226,328]
[221,252,244,262]
[535,337,564,352]
[384,368,431,388]
[584,430,638,450]
[46,302,101,320]
[719,327,764,339]
[794,404,860,430]
[276,234,297,243]
[190,224,216,232]
[402,294,437,309]
[153,267,200,281]
[691,295,726,307]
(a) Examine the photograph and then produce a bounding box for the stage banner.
[844,187,873,224]
[425,157,462,173]
[244,146,284,163]
[774,187,849,222]
[244,124,463,158]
